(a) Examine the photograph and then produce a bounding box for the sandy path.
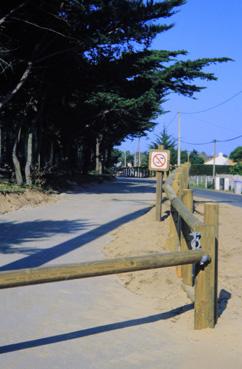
[105,196,242,368]
[0,178,241,368]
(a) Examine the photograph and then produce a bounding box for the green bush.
[229,163,242,175]
[190,165,233,176]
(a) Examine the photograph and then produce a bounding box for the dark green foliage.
[150,127,177,164]
[190,165,233,176]
[0,1,231,184]
[229,163,242,175]
[229,146,242,163]
[189,150,205,165]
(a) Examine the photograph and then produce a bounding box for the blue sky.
[119,0,242,157]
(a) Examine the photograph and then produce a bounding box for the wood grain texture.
[0,250,207,289]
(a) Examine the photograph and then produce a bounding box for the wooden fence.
[0,163,218,330]
[163,163,218,329]
[118,167,154,178]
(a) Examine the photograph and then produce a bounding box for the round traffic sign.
[152,153,166,168]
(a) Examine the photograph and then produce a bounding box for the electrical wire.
[180,139,214,146]
[165,112,177,129]
[182,116,241,135]
[217,133,242,143]
[180,90,242,115]
[175,133,242,146]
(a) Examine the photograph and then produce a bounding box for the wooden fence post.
[180,189,193,286]
[204,203,219,325]
[194,221,217,329]
[156,171,163,221]
[173,171,182,276]
[155,145,164,221]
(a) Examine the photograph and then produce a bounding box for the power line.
[217,133,242,143]
[165,112,177,129]
[180,139,213,146]
[176,132,242,146]
[180,90,242,115]
[183,116,241,135]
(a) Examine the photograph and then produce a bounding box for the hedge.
[190,165,233,176]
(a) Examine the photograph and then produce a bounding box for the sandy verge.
[104,198,242,367]
[0,190,57,214]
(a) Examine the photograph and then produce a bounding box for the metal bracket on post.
[190,232,201,250]
[190,232,210,266]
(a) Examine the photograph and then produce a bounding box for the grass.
[0,182,26,194]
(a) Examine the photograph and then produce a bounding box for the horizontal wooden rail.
[0,250,208,289]
[163,179,202,230]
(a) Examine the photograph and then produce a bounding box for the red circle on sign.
[153,153,166,167]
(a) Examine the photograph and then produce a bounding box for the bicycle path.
[0,178,187,369]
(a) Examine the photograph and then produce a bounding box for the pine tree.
[0,1,231,182]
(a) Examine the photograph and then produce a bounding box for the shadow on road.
[0,207,151,271]
[68,177,156,195]
[0,219,90,256]
[0,303,193,354]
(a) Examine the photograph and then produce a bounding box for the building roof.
[205,152,232,166]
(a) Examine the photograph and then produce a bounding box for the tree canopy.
[230,146,242,163]
[0,1,230,184]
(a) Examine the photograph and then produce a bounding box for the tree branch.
[0,62,32,110]
[0,2,26,26]
[12,17,77,41]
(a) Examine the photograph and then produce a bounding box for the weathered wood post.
[168,177,180,253]
[181,189,193,286]
[204,203,219,325]
[174,169,183,277]
[194,202,218,329]
[155,145,164,221]
[149,145,170,222]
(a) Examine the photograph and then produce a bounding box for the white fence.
[189,175,242,194]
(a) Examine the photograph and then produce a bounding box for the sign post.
[149,146,170,221]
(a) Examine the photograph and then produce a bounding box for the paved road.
[1,178,241,368]
[193,188,242,208]
[0,178,188,369]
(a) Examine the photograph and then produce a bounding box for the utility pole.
[138,137,141,167]
[177,112,181,166]
[212,139,217,187]
[124,151,127,167]
[187,151,190,163]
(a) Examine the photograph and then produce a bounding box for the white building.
[204,152,234,166]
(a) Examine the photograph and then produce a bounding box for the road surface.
[193,188,242,208]
[0,178,186,369]
[1,178,240,369]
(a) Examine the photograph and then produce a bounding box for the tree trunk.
[49,141,54,166]
[12,127,23,185]
[0,124,2,166]
[95,136,103,175]
[25,129,33,185]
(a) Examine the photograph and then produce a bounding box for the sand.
[104,198,242,367]
[0,190,57,214]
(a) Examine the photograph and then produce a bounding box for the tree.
[189,150,205,165]
[230,146,242,163]
[150,127,177,165]
[0,1,231,185]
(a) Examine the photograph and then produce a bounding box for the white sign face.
[149,150,170,171]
